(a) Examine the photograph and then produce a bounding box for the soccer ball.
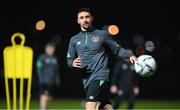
[134,55,157,77]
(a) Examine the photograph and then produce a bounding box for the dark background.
[0,0,180,100]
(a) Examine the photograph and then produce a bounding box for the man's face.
[45,45,55,56]
[77,11,93,30]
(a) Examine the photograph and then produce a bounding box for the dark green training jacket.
[67,28,133,88]
[36,54,60,86]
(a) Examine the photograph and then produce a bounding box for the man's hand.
[129,56,137,63]
[110,85,118,94]
[133,87,140,96]
[73,57,81,68]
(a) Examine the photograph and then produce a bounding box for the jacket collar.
[81,26,95,33]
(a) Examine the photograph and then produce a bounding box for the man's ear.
[77,19,80,24]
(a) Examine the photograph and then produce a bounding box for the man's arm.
[36,57,43,84]
[67,38,77,68]
[103,32,136,63]
[55,58,60,86]
[103,32,133,58]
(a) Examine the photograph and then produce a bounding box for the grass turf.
[0,98,180,109]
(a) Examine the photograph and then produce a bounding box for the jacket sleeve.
[67,38,77,68]
[36,56,43,84]
[103,32,134,59]
[55,58,60,86]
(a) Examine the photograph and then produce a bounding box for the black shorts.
[39,84,54,96]
[85,80,112,106]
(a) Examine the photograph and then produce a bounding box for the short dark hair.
[46,42,56,48]
[76,7,93,17]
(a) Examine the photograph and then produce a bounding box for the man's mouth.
[83,23,89,25]
[83,24,90,28]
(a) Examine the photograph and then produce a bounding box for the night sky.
[0,0,180,99]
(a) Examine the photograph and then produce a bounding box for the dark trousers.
[113,90,135,110]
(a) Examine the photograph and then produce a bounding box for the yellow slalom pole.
[20,48,24,110]
[5,78,10,110]
[13,78,17,110]
[4,33,33,110]
[20,78,24,110]
[26,78,32,110]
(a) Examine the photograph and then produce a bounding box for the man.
[36,42,60,110]
[67,8,137,110]
[110,51,139,109]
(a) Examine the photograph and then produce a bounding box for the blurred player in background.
[36,42,60,110]
[110,49,139,110]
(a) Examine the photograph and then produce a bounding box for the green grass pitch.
[0,98,180,109]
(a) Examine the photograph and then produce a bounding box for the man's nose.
[83,18,87,22]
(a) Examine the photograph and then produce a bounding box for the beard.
[82,22,92,30]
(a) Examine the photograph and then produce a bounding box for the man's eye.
[86,16,90,18]
[80,17,84,19]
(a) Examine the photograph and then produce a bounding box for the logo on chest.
[92,36,99,43]
[76,41,81,45]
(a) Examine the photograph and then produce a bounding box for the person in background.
[36,42,60,110]
[110,49,139,110]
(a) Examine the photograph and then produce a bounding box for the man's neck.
[81,26,94,32]
[81,27,87,31]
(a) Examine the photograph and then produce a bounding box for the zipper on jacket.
[85,32,88,45]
